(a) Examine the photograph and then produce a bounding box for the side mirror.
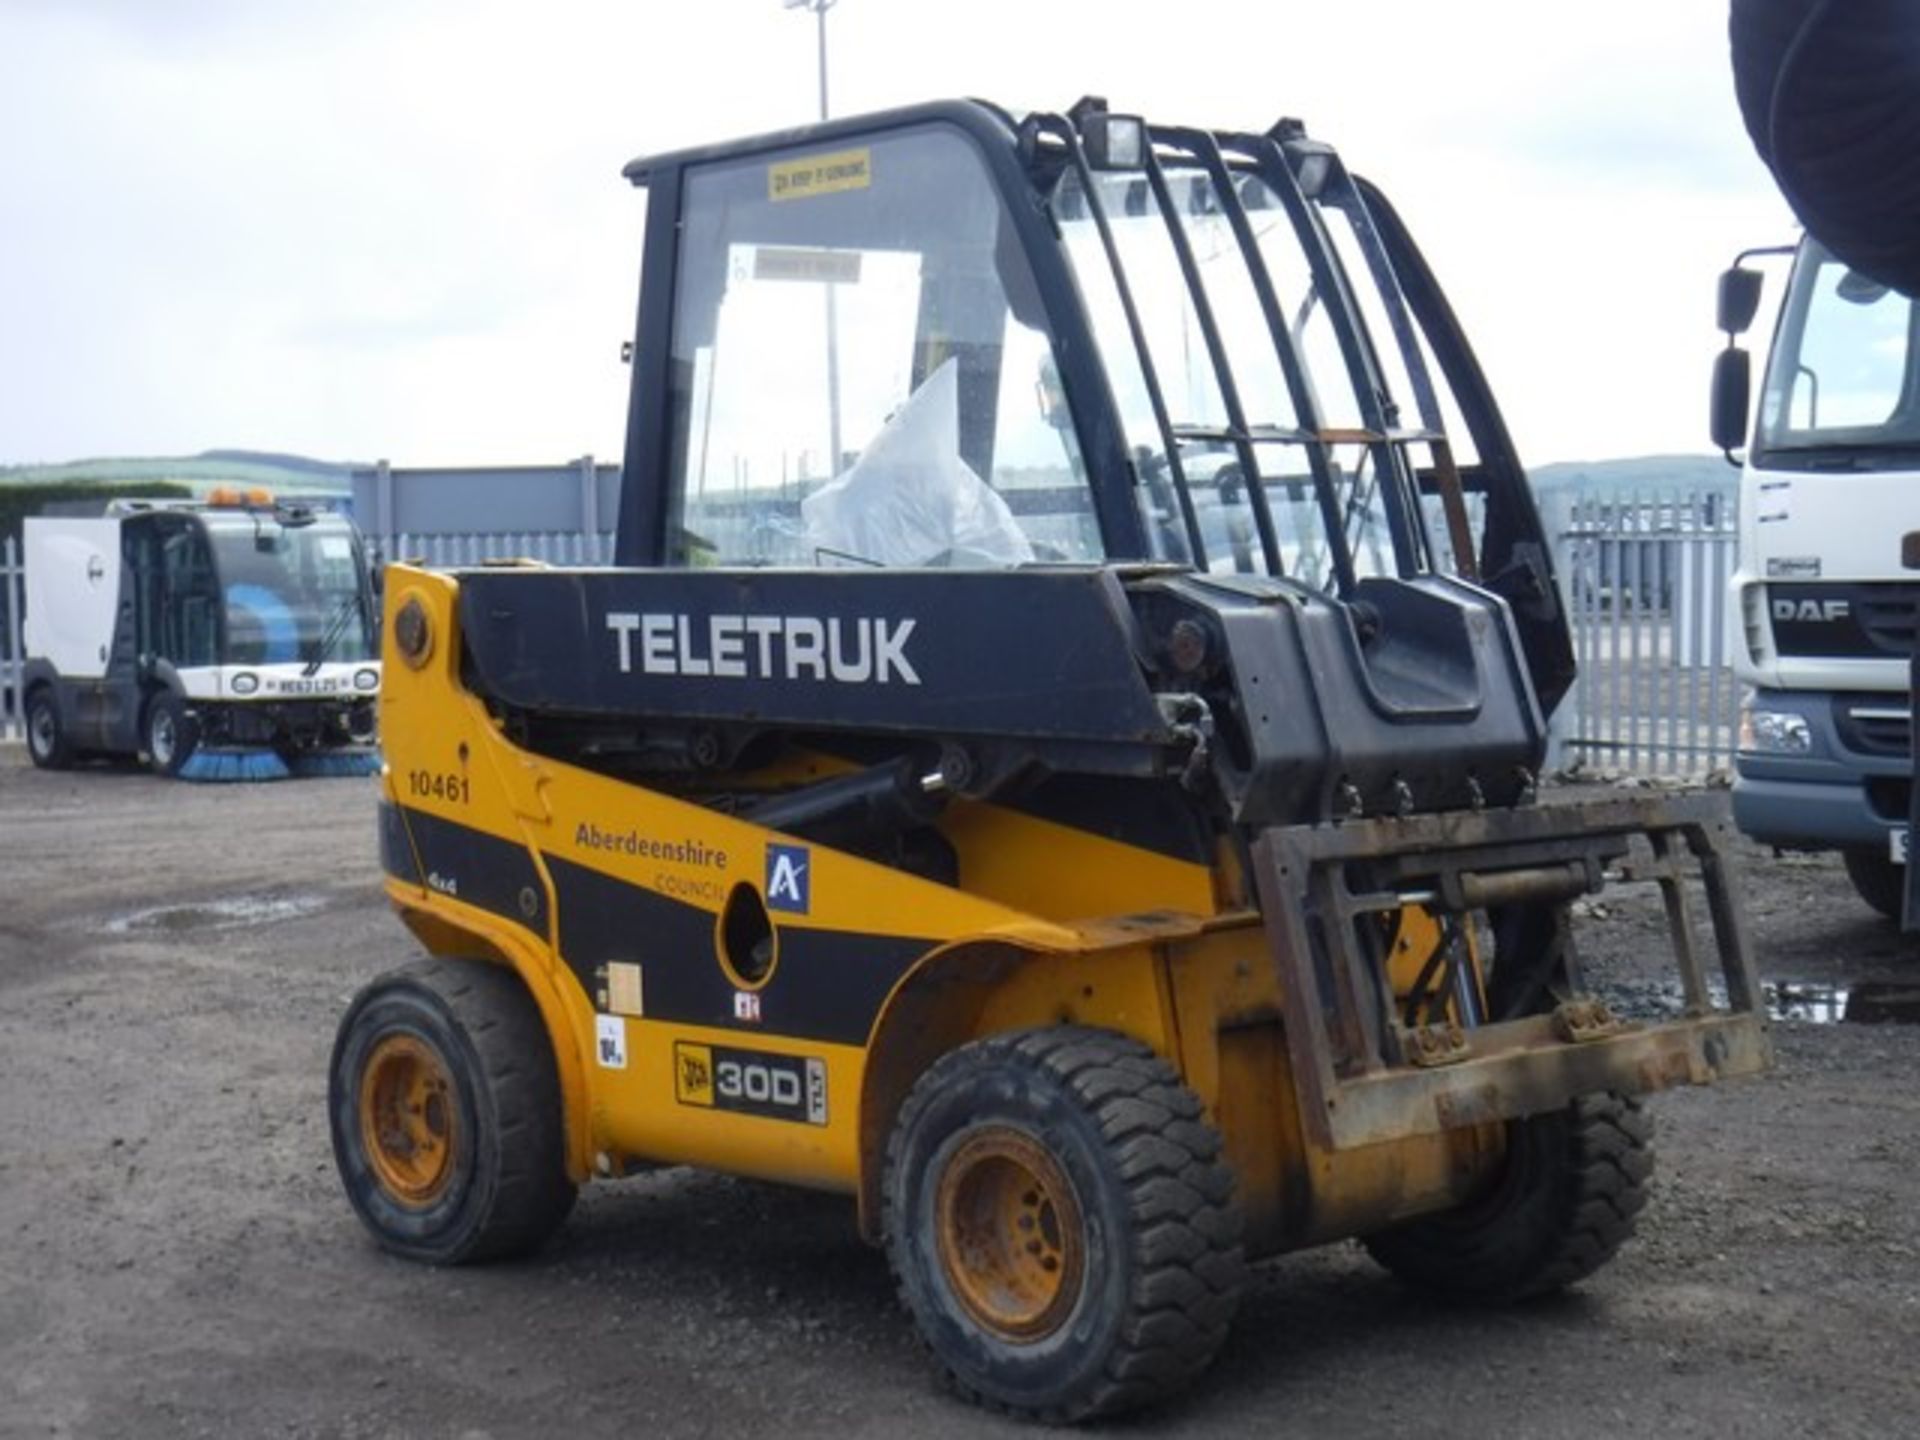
[1717,266,1765,335]
[1710,347,1753,456]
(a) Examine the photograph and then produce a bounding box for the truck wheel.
[143,693,199,776]
[25,688,72,770]
[329,959,576,1264]
[882,1028,1246,1421]
[1363,1092,1652,1303]
[1842,849,1904,922]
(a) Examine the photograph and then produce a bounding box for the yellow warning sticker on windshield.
[769,147,871,201]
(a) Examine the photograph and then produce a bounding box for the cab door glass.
[665,126,1101,568]
[1322,193,1488,580]
[159,525,219,667]
[1242,176,1365,435]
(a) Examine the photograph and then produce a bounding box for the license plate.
[1892,827,1909,865]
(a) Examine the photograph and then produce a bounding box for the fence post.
[578,455,600,540]
[3,535,19,740]
[374,459,395,556]
[1542,487,1578,773]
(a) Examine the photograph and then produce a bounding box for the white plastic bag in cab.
[801,359,1035,568]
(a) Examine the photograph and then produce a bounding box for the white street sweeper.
[20,490,381,780]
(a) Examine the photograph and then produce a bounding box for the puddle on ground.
[105,894,328,935]
[1599,977,1920,1026]
[1813,981,1920,1025]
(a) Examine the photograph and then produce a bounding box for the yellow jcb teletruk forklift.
[332,98,1771,1420]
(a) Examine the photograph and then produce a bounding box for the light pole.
[783,0,836,122]
[784,0,843,472]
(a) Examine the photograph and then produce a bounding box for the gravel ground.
[2,746,1917,1440]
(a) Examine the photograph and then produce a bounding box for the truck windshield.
[208,518,375,667]
[1757,238,1920,464]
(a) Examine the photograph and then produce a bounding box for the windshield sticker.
[753,246,863,284]
[769,147,871,202]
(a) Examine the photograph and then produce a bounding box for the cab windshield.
[1757,238,1920,466]
[657,112,1489,589]
[208,517,375,667]
[1044,125,1475,594]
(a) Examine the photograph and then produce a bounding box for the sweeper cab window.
[201,515,376,667]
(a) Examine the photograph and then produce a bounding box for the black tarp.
[1731,0,1920,298]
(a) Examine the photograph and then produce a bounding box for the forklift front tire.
[25,688,71,770]
[329,959,577,1265]
[144,692,199,777]
[1363,1091,1653,1304]
[882,1027,1246,1422]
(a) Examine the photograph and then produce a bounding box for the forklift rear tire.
[882,1027,1246,1422]
[329,958,577,1265]
[25,688,72,770]
[144,693,199,777]
[1841,848,1904,922]
[1363,1091,1652,1304]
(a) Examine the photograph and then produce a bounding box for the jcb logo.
[1773,598,1850,623]
[676,1044,714,1105]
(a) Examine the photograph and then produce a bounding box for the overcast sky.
[0,0,1794,470]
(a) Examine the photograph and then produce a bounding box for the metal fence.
[2,536,23,742]
[0,497,1742,775]
[382,504,1741,779]
[382,530,614,569]
[1546,487,1740,777]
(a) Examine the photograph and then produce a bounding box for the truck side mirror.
[1710,346,1752,457]
[1717,266,1765,335]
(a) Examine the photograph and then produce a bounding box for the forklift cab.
[618,98,1572,715]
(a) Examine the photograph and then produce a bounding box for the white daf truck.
[1712,237,1920,919]
[21,491,381,779]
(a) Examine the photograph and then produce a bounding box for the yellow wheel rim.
[358,1034,459,1206]
[934,1127,1085,1342]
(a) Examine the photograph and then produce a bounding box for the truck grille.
[1857,586,1920,656]
[1832,698,1912,759]
[1771,582,1920,659]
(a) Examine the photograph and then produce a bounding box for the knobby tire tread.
[884,1026,1247,1422]
[348,958,574,1264]
[1365,1092,1653,1304]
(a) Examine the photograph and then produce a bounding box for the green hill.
[1530,453,1735,498]
[0,451,357,498]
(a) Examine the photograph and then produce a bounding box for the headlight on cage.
[1738,705,1812,755]
[230,671,260,696]
[353,668,380,692]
